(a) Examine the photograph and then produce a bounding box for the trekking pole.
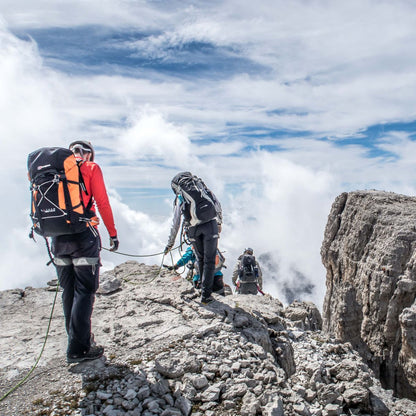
[257,285,265,296]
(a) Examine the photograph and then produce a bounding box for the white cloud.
[0,220,58,290]
[214,153,336,308]
[0,24,67,291]
[117,107,196,169]
[1,2,416,314]
[109,0,416,136]
[0,20,63,150]
[193,141,245,157]
[0,0,171,29]
[4,0,416,140]
[99,190,172,271]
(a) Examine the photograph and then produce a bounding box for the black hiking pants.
[212,274,225,295]
[187,219,219,300]
[238,282,259,295]
[51,229,100,356]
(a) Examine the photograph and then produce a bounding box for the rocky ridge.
[1,260,415,415]
[321,190,416,401]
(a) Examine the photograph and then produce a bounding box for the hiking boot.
[67,345,104,364]
[214,288,225,297]
[201,296,215,305]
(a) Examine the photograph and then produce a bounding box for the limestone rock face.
[321,190,416,400]
[1,260,416,415]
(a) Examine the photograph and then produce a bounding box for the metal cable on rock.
[102,244,181,258]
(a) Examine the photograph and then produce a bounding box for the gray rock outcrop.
[321,190,416,400]
[1,260,416,415]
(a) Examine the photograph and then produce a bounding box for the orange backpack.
[28,147,91,237]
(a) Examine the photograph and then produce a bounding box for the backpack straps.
[77,163,88,196]
[77,161,94,215]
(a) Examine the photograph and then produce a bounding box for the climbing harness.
[180,222,191,247]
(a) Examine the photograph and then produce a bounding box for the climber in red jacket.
[51,140,119,363]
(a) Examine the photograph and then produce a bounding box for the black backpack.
[239,254,258,283]
[27,147,91,237]
[171,172,217,226]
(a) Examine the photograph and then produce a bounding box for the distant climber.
[232,248,263,295]
[164,172,222,305]
[166,245,226,295]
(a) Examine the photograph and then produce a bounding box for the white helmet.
[69,140,95,161]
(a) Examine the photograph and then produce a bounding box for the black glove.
[164,245,172,255]
[109,236,119,252]
[165,264,179,271]
[163,264,179,270]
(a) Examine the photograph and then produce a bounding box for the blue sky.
[13,26,266,80]
[1,0,416,307]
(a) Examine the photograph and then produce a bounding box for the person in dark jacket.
[164,172,222,304]
[232,248,263,295]
[52,140,119,363]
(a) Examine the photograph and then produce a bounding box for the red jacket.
[80,161,117,237]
